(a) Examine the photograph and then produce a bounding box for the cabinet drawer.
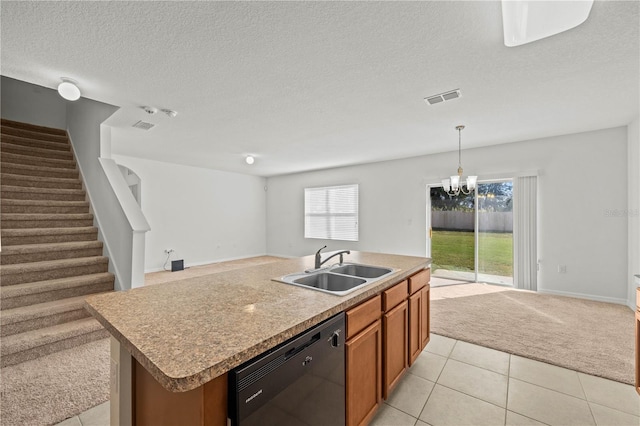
[346,294,382,340]
[408,268,430,294]
[637,288,640,311]
[383,280,408,312]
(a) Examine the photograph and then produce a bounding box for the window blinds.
[304,184,359,241]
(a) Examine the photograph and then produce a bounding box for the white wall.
[66,99,129,290]
[1,76,66,129]
[267,127,629,304]
[112,155,267,272]
[628,117,640,309]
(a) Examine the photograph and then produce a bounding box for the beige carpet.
[0,338,109,426]
[431,283,636,385]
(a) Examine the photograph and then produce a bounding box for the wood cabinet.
[408,290,423,365]
[382,281,408,398]
[346,295,382,426]
[420,284,430,349]
[133,359,227,426]
[408,268,430,365]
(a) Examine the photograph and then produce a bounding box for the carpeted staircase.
[1,118,114,368]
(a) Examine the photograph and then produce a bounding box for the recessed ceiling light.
[245,156,255,165]
[57,78,80,101]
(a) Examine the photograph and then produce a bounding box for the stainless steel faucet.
[314,246,350,269]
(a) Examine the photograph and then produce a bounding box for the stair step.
[0,173,82,190]
[0,272,114,309]
[0,199,90,214]
[1,256,109,286]
[1,152,77,169]
[0,317,109,367]
[0,241,104,265]
[0,226,99,245]
[0,119,116,364]
[1,185,86,201]
[1,133,70,151]
[1,152,78,171]
[0,294,112,337]
[1,213,94,229]
[2,161,80,179]
[1,118,67,137]
[1,141,74,160]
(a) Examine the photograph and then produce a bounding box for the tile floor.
[56,334,640,426]
[370,334,640,426]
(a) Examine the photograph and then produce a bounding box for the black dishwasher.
[229,312,345,426]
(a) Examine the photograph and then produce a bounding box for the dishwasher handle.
[284,332,320,361]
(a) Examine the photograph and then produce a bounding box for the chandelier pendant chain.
[457,125,464,176]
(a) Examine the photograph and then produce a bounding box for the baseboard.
[263,253,298,259]
[537,288,628,306]
[144,253,277,273]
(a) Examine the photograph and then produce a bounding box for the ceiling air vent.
[132,120,155,130]
[424,89,461,105]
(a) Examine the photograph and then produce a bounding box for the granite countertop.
[84,251,430,392]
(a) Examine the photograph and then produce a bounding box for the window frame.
[304,183,359,242]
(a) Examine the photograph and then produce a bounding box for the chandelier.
[442,125,477,197]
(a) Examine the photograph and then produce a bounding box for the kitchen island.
[85,251,430,426]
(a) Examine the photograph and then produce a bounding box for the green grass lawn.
[431,230,513,276]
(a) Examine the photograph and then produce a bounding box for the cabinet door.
[383,300,408,399]
[346,320,382,426]
[408,291,422,366]
[420,285,430,351]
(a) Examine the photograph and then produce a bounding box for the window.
[305,184,359,241]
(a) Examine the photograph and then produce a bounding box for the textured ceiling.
[1,1,638,177]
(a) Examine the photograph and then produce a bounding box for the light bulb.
[245,156,255,165]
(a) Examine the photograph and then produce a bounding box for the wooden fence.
[431,211,513,232]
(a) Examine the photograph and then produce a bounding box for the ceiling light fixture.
[442,125,477,197]
[245,155,255,165]
[502,0,594,47]
[57,78,81,101]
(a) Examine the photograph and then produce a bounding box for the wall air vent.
[424,89,461,105]
[132,120,155,130]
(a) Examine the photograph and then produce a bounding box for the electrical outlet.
[557,265,567,273]
[164,249,174,254]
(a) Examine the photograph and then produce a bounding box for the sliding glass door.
[429,187,476,282]
[477,181,513,285]
[428,180,513,285]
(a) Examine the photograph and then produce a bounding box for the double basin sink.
[275,263,396,296]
